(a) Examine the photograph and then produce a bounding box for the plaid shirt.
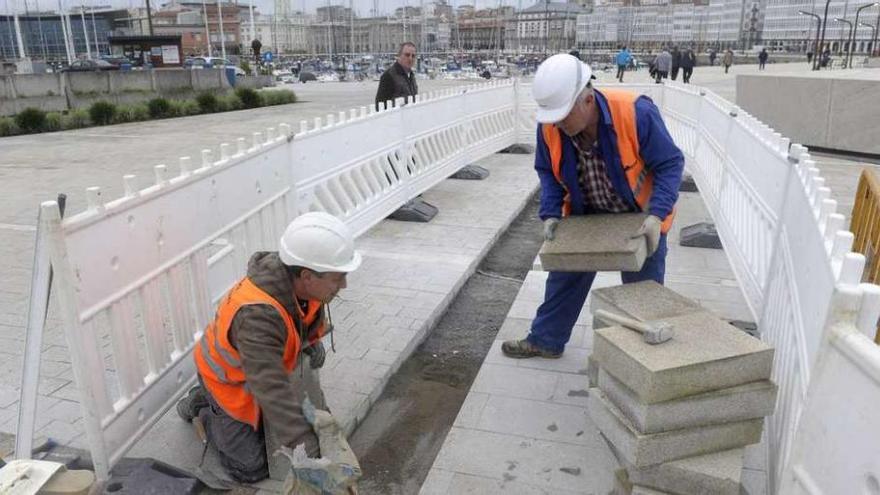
[571,132,633,213]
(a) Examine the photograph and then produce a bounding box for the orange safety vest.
[193,277,326,429]
[542,88,675,233]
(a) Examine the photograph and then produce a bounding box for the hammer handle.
[594,309,651,333]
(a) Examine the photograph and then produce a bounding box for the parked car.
[100,56,133,67]
[62,59,119,72]
[184,57,245,76]
[298,71,317,83]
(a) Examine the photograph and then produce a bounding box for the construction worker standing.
[502,54,684,359]
[176,212,361,483]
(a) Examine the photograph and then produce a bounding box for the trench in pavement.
[348,192,544,494]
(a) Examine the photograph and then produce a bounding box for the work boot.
[176,385,208,423]
[501,339,562,359]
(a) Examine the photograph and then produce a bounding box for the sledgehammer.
[594,309,674,345]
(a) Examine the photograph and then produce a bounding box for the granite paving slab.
[539,214,649,272]
[593,311,774,403]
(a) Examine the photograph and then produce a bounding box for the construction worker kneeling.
[177,212,362,484]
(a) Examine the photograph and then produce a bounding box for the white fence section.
[649,80,880,495]
[33,79,519,480]
[27,78,880,492]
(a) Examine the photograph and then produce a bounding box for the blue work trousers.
[526,234,668,353]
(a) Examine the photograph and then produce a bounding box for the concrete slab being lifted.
[593,311,774,404]
[539,213,649,272]
[588,389,763,468]
[598,369,777,434]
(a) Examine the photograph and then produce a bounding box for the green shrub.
[113,103,150,124]
[44,112,62,132]
[240,60,251,75]
[235,87,262,109]
[14,107,47,133]
[0,116,20,136]
[147,97,172,118]
[217,93,242,112]
[166,99,184,118]
[179,99,201,116]
[262,90,297,106]
[62,109,90,129]
[89,101,117,125]
[196,92,219,113]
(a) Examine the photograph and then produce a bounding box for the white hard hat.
[278,212,362,273]
[533,54,593,124]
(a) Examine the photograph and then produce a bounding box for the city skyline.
[1,0,531,19]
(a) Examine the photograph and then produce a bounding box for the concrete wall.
[737,73,880,155]
[0,69,277,117]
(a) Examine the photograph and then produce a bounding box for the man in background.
[375,42,418,110]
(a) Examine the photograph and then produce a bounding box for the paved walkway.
[420,185,769,494]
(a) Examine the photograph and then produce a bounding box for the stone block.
[588,389,763,468]
[680,223,723,249]
[590,281,703,328]
[388,197,438,222]
[599,369,777,434]
[628,448,745,495]
[679,174,698,193]
[539,214,649,272]
[449,164,490,180]
[593,311,774,403]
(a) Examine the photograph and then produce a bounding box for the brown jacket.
[227,252,325,455]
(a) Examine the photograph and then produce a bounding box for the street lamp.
[860,21,877,54]
[853,2,880,64]
[799,10,822,69]
[817,0,834,69]
[859,22,877,57]
[833,18,854,67]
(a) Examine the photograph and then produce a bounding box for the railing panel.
[38,81,522,480]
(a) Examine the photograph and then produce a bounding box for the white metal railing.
[19,78,880,493]
[24,79,519,480]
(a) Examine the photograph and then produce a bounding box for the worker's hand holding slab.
[539,213,649,272]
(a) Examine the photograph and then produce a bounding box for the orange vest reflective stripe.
[542,88,675,233]
[193,277,325,429]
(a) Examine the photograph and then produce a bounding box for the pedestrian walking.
[709,49,717,66]
[501,54,684,359]
[615,45,632,83]
[806,50,813,64]
[758,48,769,70]
[654,49,672,83]
[681,48,696,83]
[670,46,681,80]
[722,49,733,73]
[375,42,418,110]
[821,47,831,68]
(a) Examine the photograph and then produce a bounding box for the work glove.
[304,341,326,369]
[632,215,663,257]
[543,218,560,241]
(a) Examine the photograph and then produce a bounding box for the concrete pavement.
[421,179,768,495]
[0,63,874,491]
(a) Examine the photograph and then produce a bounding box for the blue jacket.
[535,89,684,221]
[615,49,632,66]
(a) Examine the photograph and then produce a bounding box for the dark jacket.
[375,61,418,109]
[228,252,326,455]
[534,90,684,221]
[681,50,696,69]
[671,48,681,68]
